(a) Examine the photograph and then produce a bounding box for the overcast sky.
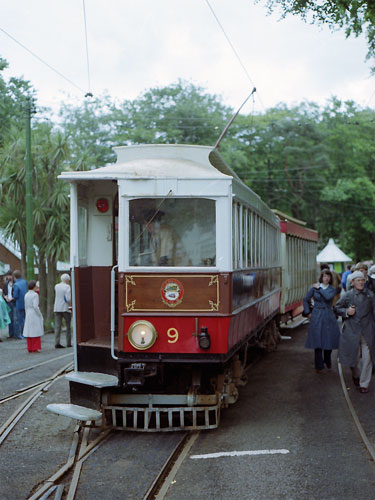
[1,0,374,114]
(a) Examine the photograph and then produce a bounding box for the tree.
[227,103,329,225]
[0,122,70,324]
[112,80,232,146]
[261,1,375,62]
[0,127,28,274]
[59,93,117,169]
[321,177,375,260]
[0,57,36,147]
[32,123,70,321]
[316,98,375,259]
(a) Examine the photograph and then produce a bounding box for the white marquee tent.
[316,238,351,267]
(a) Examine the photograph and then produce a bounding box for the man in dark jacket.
[335,270,375,393]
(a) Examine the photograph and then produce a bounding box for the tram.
[47,144,318,431]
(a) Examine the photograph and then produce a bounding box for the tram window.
[247,210,251,266]
[129,198,216,267]
[242,207,247,267]
[113,194,118,266]
[233,202,243,269]
[78,206,88,263]
[259,219,263,266]
[232,205,236,268]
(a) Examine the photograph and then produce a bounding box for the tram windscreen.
[129,198,216,267]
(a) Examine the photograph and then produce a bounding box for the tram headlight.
[199,327,211,350]
[127,320,158,350]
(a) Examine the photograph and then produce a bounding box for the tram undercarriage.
[56,319,279,432]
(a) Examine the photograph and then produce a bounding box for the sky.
[0,0,374,115]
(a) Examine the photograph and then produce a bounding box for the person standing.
[23,280,44,353]
[3,270,16,337]
[341,265,352,292]
[335,271,375,394]
[354,262,375,293]
[0,289,10,340]
[346,265,356,290]
[369,265,375,291]
[12,270,28,339]
[303,269,341,373]
[320,263,341,307]
[54,274,72,348]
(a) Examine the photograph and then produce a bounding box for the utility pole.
[25,97,34,280]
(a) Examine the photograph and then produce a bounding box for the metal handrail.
[110,265,118,360]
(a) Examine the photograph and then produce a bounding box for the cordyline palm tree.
[0,122,70,323]
[33,124,70,321]
[0,128,28,273]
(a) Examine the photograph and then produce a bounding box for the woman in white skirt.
[23,280,44,352]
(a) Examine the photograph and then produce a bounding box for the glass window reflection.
[129,198,216,267]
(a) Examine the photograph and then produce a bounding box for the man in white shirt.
[54,274,71,348]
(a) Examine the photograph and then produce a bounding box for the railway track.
[28,425,113,500]
[142,431,200,500]
[338,360,375,462]
[0,352,72,381]
[24,347,289,499]
[7,336,375,500]
[0,360,73,445]
[27,427,199,500]
[25,353,260,499]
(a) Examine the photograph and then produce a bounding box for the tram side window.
[129,198,216,267]
[232,202,242,269]
[242,207,247,268]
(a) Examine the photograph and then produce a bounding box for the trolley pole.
[25,97,34,280]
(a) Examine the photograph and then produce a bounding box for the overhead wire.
[0,26,85,95]
[204,0,266,112]
[82,0,92,96]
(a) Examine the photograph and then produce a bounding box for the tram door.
[74,183,119,347]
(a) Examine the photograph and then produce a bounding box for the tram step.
[280,315,309,330]
[47,403,102,421]
[65,371,118,388]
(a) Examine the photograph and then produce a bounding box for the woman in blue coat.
[303,269,341,373]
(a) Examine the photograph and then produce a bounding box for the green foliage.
[59,94,117,169]
[2,58,375,272]
[113,80,231,146]
[0,57,36,147]
[222,103,329,228]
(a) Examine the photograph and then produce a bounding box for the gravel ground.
[0,332,75,500]
[1,325,375,499]
[164,325,375,500]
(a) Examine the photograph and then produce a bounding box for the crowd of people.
[303,262,375,394]
[0,270,72,353]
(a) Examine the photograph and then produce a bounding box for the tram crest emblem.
[161,279,184,308]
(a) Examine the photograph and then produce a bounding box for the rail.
[110,264,118,360]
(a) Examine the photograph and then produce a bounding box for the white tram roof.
[59,144,278,226]
[59,144,237,181]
